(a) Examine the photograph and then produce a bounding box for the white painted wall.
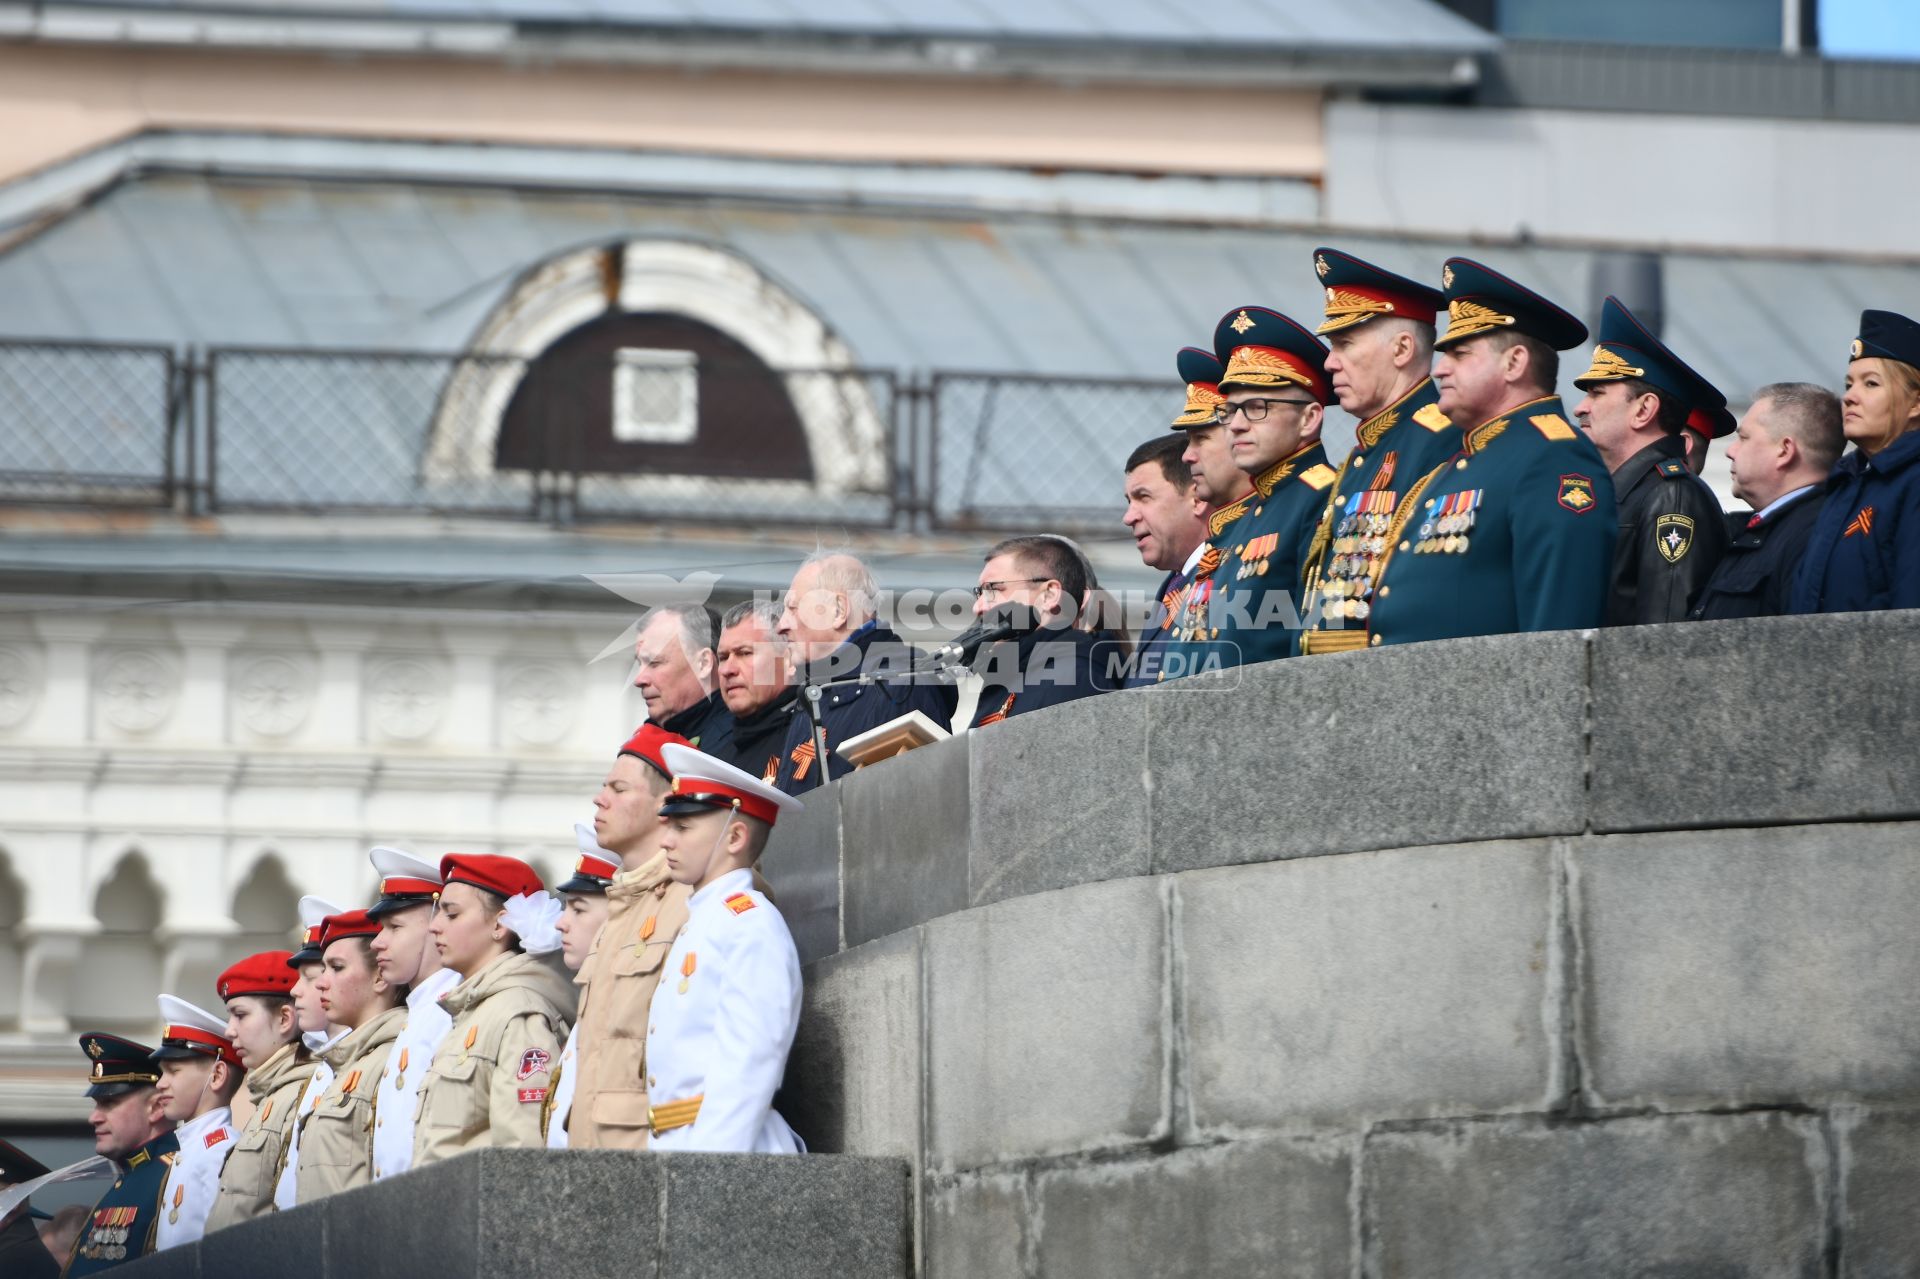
[0,596,642,1119]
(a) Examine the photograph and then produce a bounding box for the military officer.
[365,846,459,1184]
[64,1033,177,1275]
[205,952,309,1233]
[1573,296,1729,624]
[1193,305,1340,668]
[295,909,407,1202]
[645,744,805,1153]
[276,895,345,1211]
[544,826,617,1148]
[1298,247,1461,655]
[148,997,241,1250]
[1792,309,1920,614]
[1363,258,1618,646]
[1162,346,1256,681]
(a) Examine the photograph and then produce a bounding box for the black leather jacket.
[1605,434,1728,626]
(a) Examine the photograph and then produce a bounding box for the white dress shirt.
[274,1029,344,1210]
[370,966,462,1181]
[644,867,803,1154]
[154,1107,234,1249]
[544,1022,581,1150]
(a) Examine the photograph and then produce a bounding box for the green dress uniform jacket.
[1202,441,1339,667]
[1298,378,1463,655]
[1361,396,1618,648]
[62,1131,179,1275]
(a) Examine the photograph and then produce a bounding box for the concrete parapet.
[115,1149,910,1279]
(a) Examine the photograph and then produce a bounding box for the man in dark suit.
[1120,433,1207,688]
[711,599,798,782]
[1692,383,1841,620]
[771,552,955,793]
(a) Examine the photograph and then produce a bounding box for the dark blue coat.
[969,625,1119,728]
[1790,429,1920,614]
[772,623,957,794]
[1691,486,1825,621]
[63,1131,178,1275]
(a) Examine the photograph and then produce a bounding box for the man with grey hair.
[1691,383,1841,621]
[771,551,955,794]
[633,604,731,756]
[712,599,798,781]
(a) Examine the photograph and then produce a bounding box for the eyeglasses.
[1213,397,1316,424]
[971,577,1050,600]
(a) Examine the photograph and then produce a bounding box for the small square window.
[612,348,698,444]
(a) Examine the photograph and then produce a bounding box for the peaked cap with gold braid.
[1434,257,1587,352]
[1312,246,1443,336]
[1211,306,1333,404]
[1172,346,1227,428]
[1573,295,1711,406]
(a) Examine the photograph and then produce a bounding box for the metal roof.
[0,151,1912,517]
[18,0,1496,50]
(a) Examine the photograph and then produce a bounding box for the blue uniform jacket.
[772,623,957,793]
[1790,428,1920,614]
[1191,442,1338,670]
[1362,396,1618,647]
[63,1131,179,1276]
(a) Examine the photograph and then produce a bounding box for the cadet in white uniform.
[275,895,345,1211]
[544,825,618,1149]
[149,995,242,1250]
[644,744,805,1154]
[363,847,461,1183]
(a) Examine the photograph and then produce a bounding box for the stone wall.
[118,1149,911,1279]
[768,612,1920,1277]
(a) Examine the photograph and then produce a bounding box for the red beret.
[440,853,544,901]
[216,951,298,1001]
[619,723,691,778]
[318,908,381,950]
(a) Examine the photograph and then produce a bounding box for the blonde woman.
[1792,309,1920,613]
[413,854,572,1166]
[294,910,405,1202]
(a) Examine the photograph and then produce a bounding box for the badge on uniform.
[1845,506,1876,538]
[678,951,696,995]
[516,1048,550,1080]
[1655,513,1695,563]
[1558,474,1596,513]
[724,893,757,915]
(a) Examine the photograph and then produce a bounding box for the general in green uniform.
[64,1034,179,1277]
[1363,258,1618,647]
[1196,305,1339,668]
[1161,345,1254,681]
[1297,246,1463,655]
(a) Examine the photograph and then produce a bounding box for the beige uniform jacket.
[204,1042,315,1233]
[412,950,573,1167]
[292,1005,406,1203]
[567,853,691,1149]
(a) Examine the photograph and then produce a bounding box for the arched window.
[230,854,301,964]
[422,239,889,508]
[84,853,164,1032]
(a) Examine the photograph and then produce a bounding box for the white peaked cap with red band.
[658,743,803,827]
[154,993,241,1066]
[369,845,442,895]
[298,895,346,931]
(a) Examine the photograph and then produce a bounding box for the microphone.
[935,604,1040,665]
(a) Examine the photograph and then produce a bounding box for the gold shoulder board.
[1413,402,1451,432]
[1298,463,1338,491]
[1530,413,1576,441]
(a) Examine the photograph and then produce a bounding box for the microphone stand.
[794,636,987,784]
